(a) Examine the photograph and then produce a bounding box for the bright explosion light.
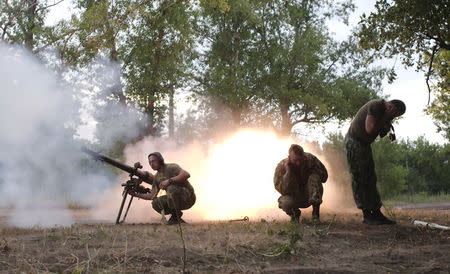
[192,129,301,220]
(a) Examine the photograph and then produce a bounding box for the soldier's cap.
[289,144,304,156]
[148,152,164,164]
[389,99,406,115]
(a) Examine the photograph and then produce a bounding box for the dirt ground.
[0,207,449,273]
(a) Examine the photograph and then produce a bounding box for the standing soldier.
[129,152,196,225]
[345,99,406,225]
[274,144,328,223]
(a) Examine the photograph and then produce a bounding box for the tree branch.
[36,0,65,13]
[425,33,450,51]
[425,44,438,105]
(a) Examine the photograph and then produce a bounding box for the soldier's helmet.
[148,152,165,165]
[289,144,304,156]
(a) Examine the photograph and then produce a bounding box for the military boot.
[167,211,186,225]
[312,204,320,223]
[362,210,383,225]
[289,209,301,223]
[372,209,396,225]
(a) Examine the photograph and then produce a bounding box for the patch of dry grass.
[0,209,449,273]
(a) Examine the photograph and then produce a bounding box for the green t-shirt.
[153,163,195,194]
[347,99,386,144]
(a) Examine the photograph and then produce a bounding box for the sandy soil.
[0,206,449,273]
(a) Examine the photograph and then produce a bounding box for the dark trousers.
[152,185,196,215]
[345,135,382,211]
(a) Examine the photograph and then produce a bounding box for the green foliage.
[122,0,195,133]
[197,0,383,136]
[357,0,449,68]
[385,192,450,205]
[58,0,139,65]
[51,0,197,140]
[196,0,262,125]
[372,138,408,198]
[264,223,303,257]
[357,0,450,140]
[324,133,450,198]
[402,137,450,194]
[426,50,450,141]
[0,0,55,51]
[201,0,231,13]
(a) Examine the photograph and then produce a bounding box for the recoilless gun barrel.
[82,146,143,177]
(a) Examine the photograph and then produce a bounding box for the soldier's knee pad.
[278,195,296,210]
[151,198,164,213]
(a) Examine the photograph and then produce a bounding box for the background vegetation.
[1,0,448,198]
[321,133,450,199]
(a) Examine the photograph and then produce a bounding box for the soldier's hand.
[128,189,139,198]
[160,179,170,190]
[284,160,290,170]
[388,133,396,142]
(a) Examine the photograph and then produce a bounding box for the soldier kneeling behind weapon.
[128,152,196,225]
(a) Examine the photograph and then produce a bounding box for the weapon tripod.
[116,163,150,224]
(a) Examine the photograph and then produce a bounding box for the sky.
[45,0,447,145]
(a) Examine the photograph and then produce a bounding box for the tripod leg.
[116,189,129,224]
[120,196,134,224]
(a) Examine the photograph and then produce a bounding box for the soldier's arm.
[365,114,390,135]
[159,168,190,189]
[135,170,154,185]
[274,160,296,195]
[171,168,190,184]
[311,156,328,183]
[130,185,159,200]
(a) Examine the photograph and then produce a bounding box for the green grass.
[385,192,450,206]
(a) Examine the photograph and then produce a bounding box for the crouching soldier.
[274,144,328,223]
[129,152,196,225]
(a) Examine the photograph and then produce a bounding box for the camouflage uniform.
[345,99,386,211]
[345,136,381,211]
[274,153,328,216]
[152,163,196,215]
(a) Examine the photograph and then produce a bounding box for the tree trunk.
[24,0,37,50]
[108,26,126,104]
[280,103,292,137]
[231,107,242,126]
[168,87,174,138]
[146,97,156,136]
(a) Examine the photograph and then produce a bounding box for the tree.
[197,0,384,136]
[122,0,195,137]
[372,139,408,198]
[404,137,450,194]
[426,51,450,140]
[253,1,383,136]
[0,0,62,52]
[357,0,450,139]
[196,0,261,126]
[55,0,195,140]
[357,0,449,67]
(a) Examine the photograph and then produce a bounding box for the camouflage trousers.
[278,173,323,215]
[152,185,196,215]
[345,135,382,211]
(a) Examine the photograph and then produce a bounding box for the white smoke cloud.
[0,43,147,227]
